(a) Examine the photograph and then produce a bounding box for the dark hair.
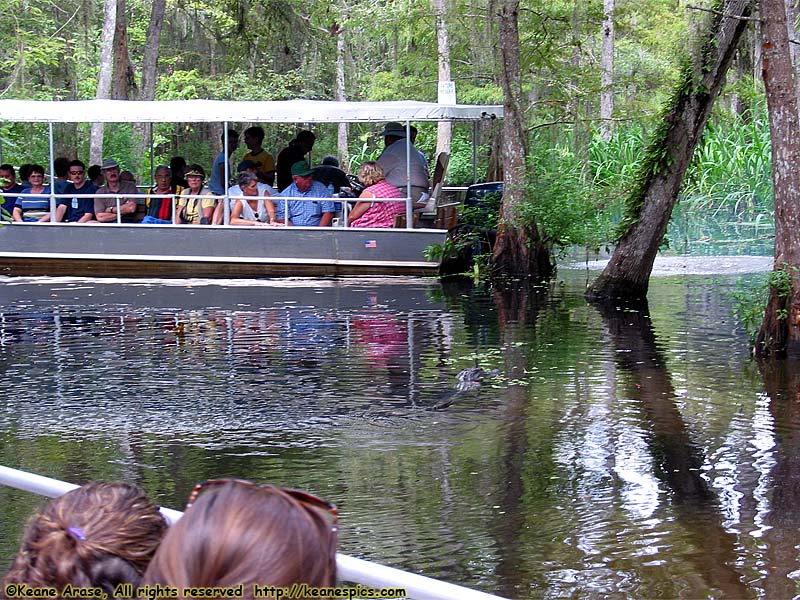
[222,129,239,143]
[69,159,86,170]
[143,482,337,595]
[296,130,316,145]
[169,156,186,172]
[321,156,339,167]
[2,482,167,597]
[88,165,102,181]
[244,126,265,143]
[54,157,71,177]
[28,164,45,177]
[18,164,33,181]
[0,163,14,172]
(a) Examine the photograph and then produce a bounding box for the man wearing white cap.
[375,122,430,203]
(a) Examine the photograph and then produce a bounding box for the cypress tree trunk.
[754,0,800,357]
[585,0,754,302]
[491,0,553,279]
[90,0,117,166]
[433,0,453,157]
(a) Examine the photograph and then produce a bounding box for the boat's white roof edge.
[0,99,503,123]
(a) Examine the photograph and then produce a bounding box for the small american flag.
[364,240,377,248]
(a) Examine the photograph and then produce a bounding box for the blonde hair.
[357,161,385,187]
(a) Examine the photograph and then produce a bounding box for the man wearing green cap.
[274,161,335,226]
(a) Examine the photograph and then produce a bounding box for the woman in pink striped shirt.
[348,161,406,228]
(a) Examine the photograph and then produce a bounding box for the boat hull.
[0,223,445,278]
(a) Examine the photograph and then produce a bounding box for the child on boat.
[142,479,338,598]
[2,481,167,598]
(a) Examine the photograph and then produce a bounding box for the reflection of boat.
[0,99,502,278]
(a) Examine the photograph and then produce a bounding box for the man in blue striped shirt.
[274,162,335,227]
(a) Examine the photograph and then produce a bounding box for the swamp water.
[0,266,795,599]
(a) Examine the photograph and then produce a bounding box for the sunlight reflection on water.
[0,272,796,598]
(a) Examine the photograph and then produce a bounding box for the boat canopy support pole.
[48,122,56,221]
[0,464,507,600]
[223,122,231,226]
[472,122,478,184]
[149,123,155,185]
[405,120,412,230]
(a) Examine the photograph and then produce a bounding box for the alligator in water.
[432,366,501,410]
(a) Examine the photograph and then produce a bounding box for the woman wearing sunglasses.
[143,479,338,598]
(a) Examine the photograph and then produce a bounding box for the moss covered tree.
[585,0,754,302]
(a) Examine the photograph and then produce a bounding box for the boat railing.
[1,191,419,228]
[0,465,506,600]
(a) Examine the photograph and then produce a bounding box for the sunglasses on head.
[185,478,338,528]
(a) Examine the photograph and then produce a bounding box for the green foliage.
[731,275,769,345]
[513,132,625,253]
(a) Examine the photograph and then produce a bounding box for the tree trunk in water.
[754,0,800,357]
[433,0,453,158]
[91,0,117,166]
[600,0,615,140]
[134,0,167,177]
[585,0,754,302]
[491,0,553,279]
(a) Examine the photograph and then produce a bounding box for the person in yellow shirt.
[242,126,275,187]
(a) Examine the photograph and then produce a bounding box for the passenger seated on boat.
[311,156,350,194]
[0,164,23,220]
[88,164,104,188]
[230,160,277,197]
[276,130,316,191]
[175,165,216,225]
[143,479,338,596]
[170,156,188,189]
[52,157,71,195]
[39,159,98,223]
[347,162,406,228]
[2,481,167,598]
[95,159,142,223]
[142,166,183,225]
[229,172,276,226]
[274,161,335,227]
[242,126,276,187]
[375,122,430,203]
[12,164,50,222]
[209,129,239,197]
[18,164,33,190]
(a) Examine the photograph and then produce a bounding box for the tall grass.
[514,112,773,255]
[683,112,772,218]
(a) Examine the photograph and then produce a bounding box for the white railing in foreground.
[0,465,506,600]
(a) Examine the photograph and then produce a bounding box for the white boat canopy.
[0,99,503,124]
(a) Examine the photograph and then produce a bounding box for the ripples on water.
[0,270,797,598]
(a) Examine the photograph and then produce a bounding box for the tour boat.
[0,99,502,278]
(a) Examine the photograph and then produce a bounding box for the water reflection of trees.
[758,360,800,599]
[596,301,750,598]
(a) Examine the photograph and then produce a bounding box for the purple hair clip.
[67,527,86,540]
